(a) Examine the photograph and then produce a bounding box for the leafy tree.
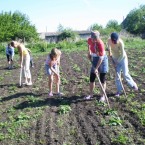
[57,24,64,32]
[58,28,77,41]
[88,23,103,31]
[123,5,145,35]
[106,20,121,31]
[0,11,38,42]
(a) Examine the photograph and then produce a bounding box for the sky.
[0,0,145,33]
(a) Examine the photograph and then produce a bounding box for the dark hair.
[10,41,15,47]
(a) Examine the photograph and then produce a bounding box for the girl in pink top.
[45,48,62,97]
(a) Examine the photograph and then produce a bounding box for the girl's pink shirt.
[45,54,57,66]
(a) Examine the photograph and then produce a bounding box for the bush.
[0,43,7,55]
[56,41,75,50]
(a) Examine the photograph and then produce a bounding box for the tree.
[122,5,145,35]
[106,20,121,31]
[58,28,77,41]
[0,11,38,42]
[57,24,64,32]
[88,23,103,31]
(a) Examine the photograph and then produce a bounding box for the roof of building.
[39,30,91,37]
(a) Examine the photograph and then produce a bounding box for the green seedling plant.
[26,95,41,103]
[95,110,100,115]
[73,64,81,72]
[141,67,145,73]
[69,126,77,136]
[8,85,17,93]
[130,71,138,77]
[58,105,72,114]
[111,133,129,144]
[15,112,31,122]
[108,116,123,126]
[56,118,64,127]
[128,92,135,98]
[100,118,106,127]
[0,76,4,81]
[81,75,89,83]
[95,100,107,107]
[104,109,118,116]
[135,104,145,126]
[4,71,11,75]
[61,77,68,85]
[94,88,100,94]
[0,133,5,141]
[140,88,145,93]
[141,103,145,110]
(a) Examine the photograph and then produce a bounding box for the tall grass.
[123,37,145,49]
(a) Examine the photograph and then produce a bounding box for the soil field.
[0,48,145,145]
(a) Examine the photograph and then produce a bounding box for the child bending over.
[45,48,63,97]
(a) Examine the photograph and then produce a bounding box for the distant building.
[38,30,91,43]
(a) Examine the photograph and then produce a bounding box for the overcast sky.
[0,0,145,32]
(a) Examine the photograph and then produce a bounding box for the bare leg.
[99,82,106,102]
[101,82,106,96]
[90,82,95,97]
[49,75,53,93]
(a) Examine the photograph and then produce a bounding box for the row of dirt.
[0,48,145,145]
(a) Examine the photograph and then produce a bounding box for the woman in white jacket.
[11,41,32,86]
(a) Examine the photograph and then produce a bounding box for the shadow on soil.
[1,92,41,102]
[13,95,94,110]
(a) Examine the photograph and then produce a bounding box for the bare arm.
[107,40,112,57]
[87,44,92,61]
[96,57,103,70]
[17,46,23,66]
[49,61,59,76]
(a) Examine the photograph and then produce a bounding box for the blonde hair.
[50,48,61,60]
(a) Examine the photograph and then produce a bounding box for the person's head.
[10,41,18,48]
[8,43,11,47]
[50,48,61,60]
[91,31,100,42]
[110,32,119,44]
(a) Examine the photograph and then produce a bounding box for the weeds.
[112,133,129,144]
[58,105,71,114]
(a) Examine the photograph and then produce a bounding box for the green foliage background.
[0,5,145,55]
[0,11,38,42]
